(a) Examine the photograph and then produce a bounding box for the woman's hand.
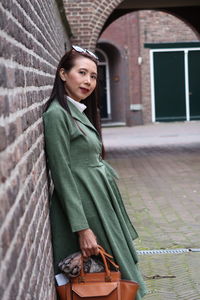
[77,228,99,258]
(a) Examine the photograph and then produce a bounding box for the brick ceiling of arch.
[63,0,200,50]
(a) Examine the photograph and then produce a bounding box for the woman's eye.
[79,70,86,75]
[91,75,97,80]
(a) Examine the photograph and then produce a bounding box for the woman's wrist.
[77,228,90,236]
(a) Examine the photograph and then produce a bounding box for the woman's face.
[60,56,97,102]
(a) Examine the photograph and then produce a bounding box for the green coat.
[43,100,147,299]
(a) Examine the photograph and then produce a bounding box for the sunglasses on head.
[72,45,99,61]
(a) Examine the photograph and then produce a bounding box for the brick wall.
[0,1,70,299]
[98,16,130,124]
[99,12,143,126]
[139,10,200,123]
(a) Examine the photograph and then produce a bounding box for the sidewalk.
[102,122,200,299]
[102,121,200,149]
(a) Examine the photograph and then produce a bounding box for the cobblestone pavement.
[102,122,200,300]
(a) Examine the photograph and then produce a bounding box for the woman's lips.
[80,87,90,93]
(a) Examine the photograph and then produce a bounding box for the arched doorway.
[96,49,111,120]
[97,42,126,126]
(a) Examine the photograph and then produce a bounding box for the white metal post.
[150,50,156,122]
[184,49,190,121]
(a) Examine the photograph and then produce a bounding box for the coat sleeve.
[43,107,89,233]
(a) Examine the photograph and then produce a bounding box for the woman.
[43,45,147,299]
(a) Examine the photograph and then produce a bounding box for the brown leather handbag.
[56,246,139,300]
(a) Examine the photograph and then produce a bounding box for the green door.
[188,50,200,120]
[153,51,186,122]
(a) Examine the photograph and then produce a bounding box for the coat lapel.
[68,100,99,135]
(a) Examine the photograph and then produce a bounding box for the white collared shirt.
[67,96,87,113]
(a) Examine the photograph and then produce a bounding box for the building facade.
[98,10,200,126]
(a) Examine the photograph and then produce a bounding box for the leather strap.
[79,245,119,282]
[98,246,119,270]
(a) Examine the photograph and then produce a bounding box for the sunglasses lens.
[72,45,85,53]
[86,50,98,60]
[72,45,98,61]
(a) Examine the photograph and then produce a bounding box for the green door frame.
[150,47,200,122]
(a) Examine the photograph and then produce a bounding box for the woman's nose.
[84,75,91,85]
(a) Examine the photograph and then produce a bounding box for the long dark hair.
[44,49,101,134]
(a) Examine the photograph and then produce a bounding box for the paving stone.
[102,122,200,299]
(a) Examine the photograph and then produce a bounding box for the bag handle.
[79,245,119,283]
[97,246,119,270]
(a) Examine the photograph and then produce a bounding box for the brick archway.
[64,0,200,50]
[63,0,122,50]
